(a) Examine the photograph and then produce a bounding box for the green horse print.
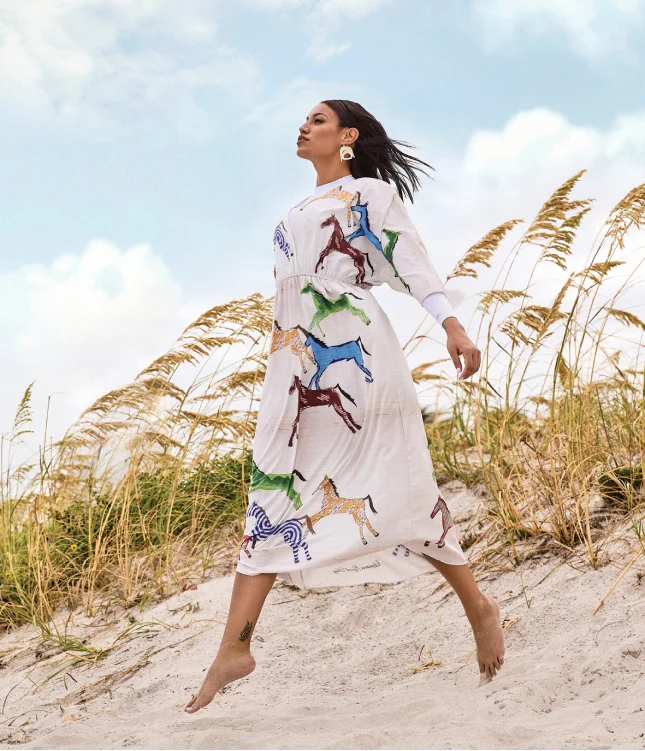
[249,460,307,511]
[381,229,411,293]
[300,281,371,335]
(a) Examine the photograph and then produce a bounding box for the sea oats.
[555,354,574,389]
[137,377,186,401]
[499,318,533,346]
[478,289,529,314]
[605,308,645,331]
[134,431,185,450]
[3,175,645,631]
[605,183,645,247]
[523,170,593,254]
[537,205,594,270]
[447,220,523,281]
[576,260,625,286]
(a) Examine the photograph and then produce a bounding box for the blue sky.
[1,0,644,446]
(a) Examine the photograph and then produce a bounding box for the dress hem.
[236,537,468,591]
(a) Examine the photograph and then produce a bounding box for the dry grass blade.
[576,260,625,286]
[410,359,451,384]
[605,308,645,331]
[605,183,645,245]
[538,205,594,270]
[523,169,592,251]
[478,289,529,314]
[447,220,523,281]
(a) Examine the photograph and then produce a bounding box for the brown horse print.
[315,213,374,285]
[423,493,454,549]
[287,374,361,447]
[302,474,379,545]
[270,319,315,373]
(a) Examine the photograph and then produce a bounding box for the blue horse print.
[296,326,373,389]
[344,201,383,254]
[274,220,293,261]
[346,202,411,291]
[240,501,315,565]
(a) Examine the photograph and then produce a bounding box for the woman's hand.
[442,317,481,380]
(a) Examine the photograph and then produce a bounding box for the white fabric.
[238,174,468,591]
[422,290,456,325]
[311,174,351,197]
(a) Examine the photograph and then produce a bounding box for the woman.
[185,100,505,713]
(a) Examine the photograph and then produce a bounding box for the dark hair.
[321,99,435,204]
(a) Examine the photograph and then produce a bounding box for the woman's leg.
[185,570,277,713]
[422,554,505,679]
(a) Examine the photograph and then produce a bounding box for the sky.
[1,0,644,460]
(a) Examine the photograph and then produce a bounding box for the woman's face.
[296,102,357,160]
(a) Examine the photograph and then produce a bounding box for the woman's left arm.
[441,316,481,380]
[422,293,481,380]
[370,185,481,379]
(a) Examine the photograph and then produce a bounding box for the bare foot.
[185,650,256,713]
[470,594,505,679]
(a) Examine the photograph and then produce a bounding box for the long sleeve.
[422,291,456,325]
[374,189,445,305]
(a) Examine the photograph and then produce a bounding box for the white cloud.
[438,107,645,269]
[606,112,645,157]
[459,107,645,185]
[242,75,353,133]
[242,0,392,61]
[307,0,393,61]
[244,0,307,7]
[462,108,601,178]
[470,0,645,60]
[0,0,263,140]
[0,239,209,447]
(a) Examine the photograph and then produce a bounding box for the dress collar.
[310,173,356,198]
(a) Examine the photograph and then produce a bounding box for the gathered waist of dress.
[276,271,374,290]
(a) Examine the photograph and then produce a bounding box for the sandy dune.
[1,482,644,750]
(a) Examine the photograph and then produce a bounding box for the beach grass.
[1,169,644,632]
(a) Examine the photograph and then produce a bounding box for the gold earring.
[340,144,355,162]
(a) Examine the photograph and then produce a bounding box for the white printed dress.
[236,173,468,590]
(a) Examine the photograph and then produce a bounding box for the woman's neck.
[314,166,353,188]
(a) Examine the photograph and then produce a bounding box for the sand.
[1,481,644,750]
